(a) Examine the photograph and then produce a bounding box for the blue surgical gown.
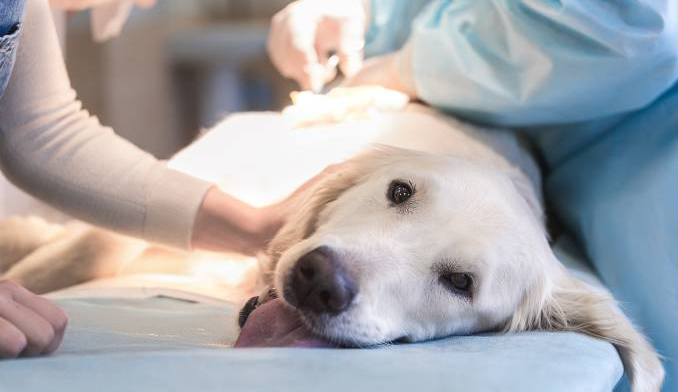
[364,1,678,391]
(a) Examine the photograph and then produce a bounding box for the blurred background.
[62,0,296,159]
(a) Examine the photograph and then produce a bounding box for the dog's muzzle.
[284,246,357,315]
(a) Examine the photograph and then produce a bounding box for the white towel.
[90,0,134,42]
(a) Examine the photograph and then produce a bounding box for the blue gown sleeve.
[364,0,432,57]
[369,0,678,126]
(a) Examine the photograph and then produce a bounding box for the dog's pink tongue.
[234,298,333,348]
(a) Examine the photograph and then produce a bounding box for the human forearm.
[0,0,212,249]
[192,187,284,256]
[404,0,678,126]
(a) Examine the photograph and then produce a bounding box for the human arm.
[0,0,281,253]
[350,0,678,126]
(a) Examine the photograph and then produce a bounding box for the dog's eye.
[388,181,413,205]
[440,273,473,296]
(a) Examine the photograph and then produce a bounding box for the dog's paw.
[238,287,277,328]
[238,296,260,328]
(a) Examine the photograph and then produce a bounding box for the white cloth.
[0,0,214,249]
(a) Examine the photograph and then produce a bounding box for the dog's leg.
[3,224,145,294]
[238,286,278,328]
[0,216,65,274]
[236,252,279,327]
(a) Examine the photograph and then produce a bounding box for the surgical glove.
[267,0,369,92]
[342,49,416,98]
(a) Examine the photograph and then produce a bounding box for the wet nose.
[287,246,357,315]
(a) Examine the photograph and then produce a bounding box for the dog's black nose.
[288,246,357,315]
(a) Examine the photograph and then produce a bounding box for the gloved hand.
[341,50,417,99]
[267,0,369,92]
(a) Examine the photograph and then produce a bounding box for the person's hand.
[49,0,157,11]
[268,0,369,92]
[191,188,285,256]
[0,281,68,358]
[341,51,417,99]
[192,163,345,255]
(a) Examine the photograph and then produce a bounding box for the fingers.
[268,0,367,91]
[302,62,331,93]
[315,16,364,84]
[0,318,26,358]
[334,17,365,78]
[11,283,68,354]
[338,51,364,79]
[0,281,67,358]
[268,5,321,91]
[0,298,53,356]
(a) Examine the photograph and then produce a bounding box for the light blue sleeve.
[364,0,433,57]
[370,0,678,126]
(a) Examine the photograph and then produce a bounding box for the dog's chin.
[296,310,396,348]
[279,286,389,347]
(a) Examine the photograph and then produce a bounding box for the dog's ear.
[507,274,664,392]
[260,146,407,284]
[260,164,366,285]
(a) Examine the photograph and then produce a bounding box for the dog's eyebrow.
[431,259,479,277]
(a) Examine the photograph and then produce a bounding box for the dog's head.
[263,147,663,391]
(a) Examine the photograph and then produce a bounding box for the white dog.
[0,88,663,392]
[253,99,664,392]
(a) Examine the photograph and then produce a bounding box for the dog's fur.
[0,104,663,391]
[258,105,664,392]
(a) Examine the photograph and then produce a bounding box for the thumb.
[335,4,366,77]
[338,50,363,78]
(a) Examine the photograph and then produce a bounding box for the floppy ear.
[258,158,369,286]
[259,146,408,286]
[508,275,664,392]
[242,162,368,324]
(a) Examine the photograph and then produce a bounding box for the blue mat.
[0,239,625,392]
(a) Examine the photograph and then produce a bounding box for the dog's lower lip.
[295,315,373,348]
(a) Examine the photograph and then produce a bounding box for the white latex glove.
[267,0,369,92]
[341,49,417,99]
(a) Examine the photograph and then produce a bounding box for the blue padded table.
[0,239,626,392]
